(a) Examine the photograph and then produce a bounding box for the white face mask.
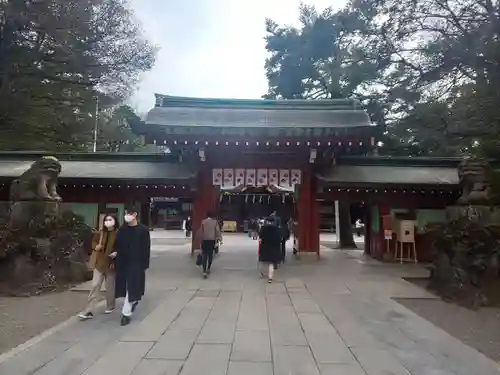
[124,214,134,223]
[104,219,115,229]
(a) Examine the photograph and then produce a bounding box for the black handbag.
[196,253,203,266]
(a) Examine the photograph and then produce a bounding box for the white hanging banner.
[245,169,256,186]
[268,169,279,186]
[257,169,268,186]
[291,169,302,185]
[279,169,290,187]
[223,168,235,187]
[235,168,246,186]
[212,168,223,185]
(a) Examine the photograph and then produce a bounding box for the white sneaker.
[104,308,115,314]
[78,312,93,320]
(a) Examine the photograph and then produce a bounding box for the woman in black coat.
[114,208,151,326]
[258,218,282,283]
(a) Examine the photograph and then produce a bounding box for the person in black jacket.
[280,219,291,262]
[258,217,282,283]
[113,206,151,326]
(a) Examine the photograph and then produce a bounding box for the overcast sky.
[128,0,345,113]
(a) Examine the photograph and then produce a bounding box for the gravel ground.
[0,291,89,355]
[395,297,500,362]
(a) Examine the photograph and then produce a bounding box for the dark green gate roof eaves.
[317,165,459,186]
[0,159,196,181]
[146,107,373,129]
[336,155,464,168]
[155,94,364,110]
[0,151,180,163]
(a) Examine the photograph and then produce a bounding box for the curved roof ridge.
[154,94,362,110]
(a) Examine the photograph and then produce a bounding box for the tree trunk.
[339,200,357,248]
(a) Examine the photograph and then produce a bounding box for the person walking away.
[258,217,282,283]
[280,218,291,262]
[113,206,151,326]
[183,216,192,238]
[250,218,259,240]
[355,219,364,237]
[197,210,221,278]
[270,210,282,228]
[78,215,120,320]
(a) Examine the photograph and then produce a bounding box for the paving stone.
[32,326,124,375]
[291,298,322,313]
[130,359,183,375]
[332,320,382,348]
[82,341,154,375]
[184,296,217,311]
[267,305,300,327]
[231,330,271,362]
[180,343,231,375]
[266,283,287,294]
[270,326,309,346]
[227,361,273,375]
[197,318,236,344]
[268,306,307,346]
[169,309,212,331]
[350,347,412,375]
[236,310,269,331]
[146,329,198,360]
[285,278,306,288]
[306,332,358,364]
[122,291,195,342]
[237,296,268,331]
[0,339,70,375]
[209,294,241,320]
[220,281,244,291]
[199,282,223,292]
[273,345,320,375]
[297,312,336,334]
[389,346,455,375]
[266,293,292,306]
[318,363,367,375]
[194,289,220,297]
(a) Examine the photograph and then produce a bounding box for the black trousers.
[201,240,216,273]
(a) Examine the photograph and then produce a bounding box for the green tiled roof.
[155,94,364,110]
[146,95,373,129]
[0,152,195,182]
[317,165,459,186]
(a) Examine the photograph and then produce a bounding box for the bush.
[426,212,500,309]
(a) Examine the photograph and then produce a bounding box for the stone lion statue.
[10,156,62,202]
[457,158,492,205]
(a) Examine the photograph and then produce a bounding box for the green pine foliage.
[0,0,155,151]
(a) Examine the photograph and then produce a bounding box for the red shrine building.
[0,95,462,262]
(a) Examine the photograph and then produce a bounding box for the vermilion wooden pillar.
[191,166,217,253]
[297,169,320,255]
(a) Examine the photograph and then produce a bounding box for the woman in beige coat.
[78,215,119,320]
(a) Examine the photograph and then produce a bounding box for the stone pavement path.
[1,232,500,375]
